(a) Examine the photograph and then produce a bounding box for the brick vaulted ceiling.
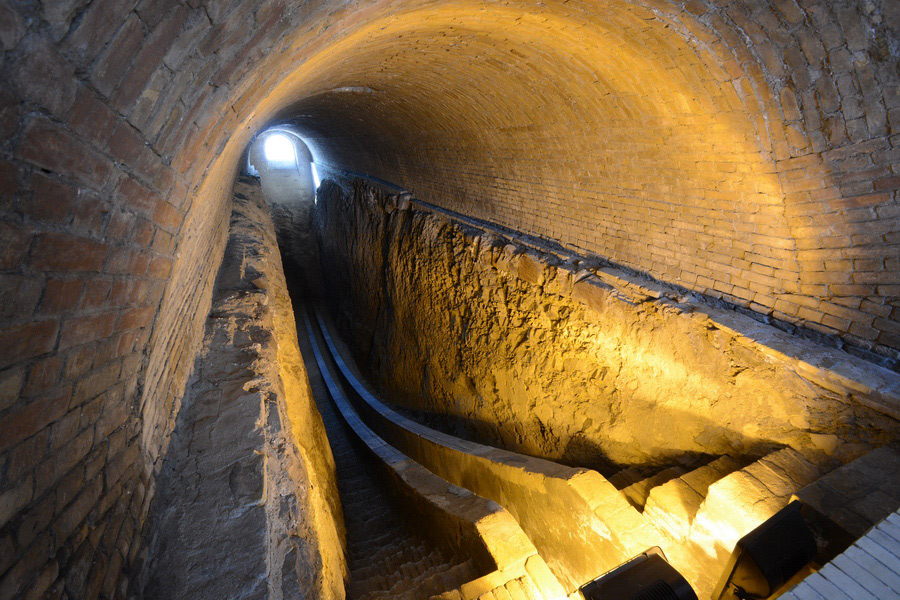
[0,2,896,595]
[10,1,893,366]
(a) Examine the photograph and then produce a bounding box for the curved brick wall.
[0,1,896,598]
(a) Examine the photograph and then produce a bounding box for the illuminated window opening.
[264,133,296,167]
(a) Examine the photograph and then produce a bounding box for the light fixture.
[580,547,698,600]
[713,501,817,600]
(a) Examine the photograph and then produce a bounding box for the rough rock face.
[315,179,898,471]
[139,178,345,599]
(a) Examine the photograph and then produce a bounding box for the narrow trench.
[249,135,477,597]
[282,260,479,598]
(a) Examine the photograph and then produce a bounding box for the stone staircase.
[430,573,547,600]
[643,456,743,541]
[617,465,688,511]
[793,445,900,542]
[308,330,480,600]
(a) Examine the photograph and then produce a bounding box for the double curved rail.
[309,306,654,596]
[301,304,569,599]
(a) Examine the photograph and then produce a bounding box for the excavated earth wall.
[139,177,345,599]
[316,179,899,472]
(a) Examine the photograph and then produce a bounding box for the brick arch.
[247,1,797,310]
[231,0,897,358]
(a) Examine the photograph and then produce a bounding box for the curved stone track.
[287,272,480,600]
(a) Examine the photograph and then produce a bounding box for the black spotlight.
[580,547,698,600]
[713,501,817,599]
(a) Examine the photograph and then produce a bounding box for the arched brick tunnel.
[0,1,897,598]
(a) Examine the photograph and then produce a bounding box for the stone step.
[608,464,660,490]
[357,558,479,600]
[643,455,742,540]
[351,544,431,581]
[794,445,900,540]
[620,465,687,510]
[686,447,834,599]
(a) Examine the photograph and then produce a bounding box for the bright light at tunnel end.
[264,133,296,166]
[311,163,321,191]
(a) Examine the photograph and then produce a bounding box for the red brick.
[36,426,94,495]
[109,280,132,305]
[153,165,176,195]
[0,274,41,318]
[51,468,102,545]
[115,177,157,217]
[107,121,147,166]
[22,173,77,226]
[210,7,282,87]
[0,367,25,414]
[151,229,174,253]
[0,531,52,600]
[14,37,76,117]
[80,279,112,310]
[111,6,188,111]
[68,85,118,147]
[0,220,32,269]
[116,330,138,356]
[106,249,139,275]
[18,117,112,189]
[5,426,50,486]
[0,2,24,51]
[126,280,149,305]
[0,388,70,452]
[89,14,145,97]
[152,200,183,232]
[73,361,122,404]
[96,393,129,440]
[133,219,155,245]
[24,356,63,397]
[0,89,21,142]
[62,0,140,61]
[63,344,96,380]
[15,494,54,550]
[71,190,108,237]
[147,256,172,279]
[58,312,117,351]
[79,395,104,433]
[31,233,109,272]
[117,306,155,332]
[873,175,900,191]
[39,279,83,315]
[48,408,84,455]
[0,161,18,210]
[0,320,59,369]
[105,210,135,242]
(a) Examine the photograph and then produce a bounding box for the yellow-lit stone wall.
[316,180,899,471]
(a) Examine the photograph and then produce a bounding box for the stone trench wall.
[316,179,899,472]
[138,177,345,599]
